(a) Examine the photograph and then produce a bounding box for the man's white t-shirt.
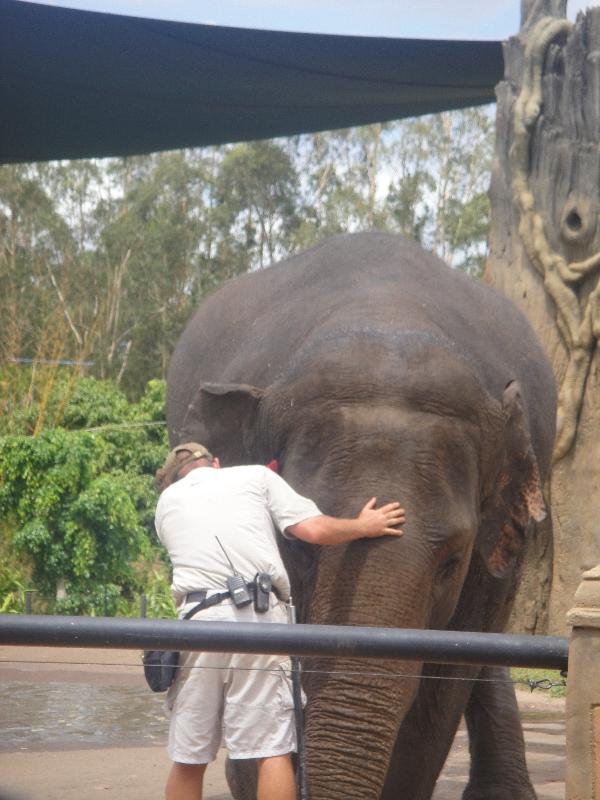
[155,464,321,606]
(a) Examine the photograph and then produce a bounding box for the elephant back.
[167,231,556,476]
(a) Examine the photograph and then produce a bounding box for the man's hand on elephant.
[358,497,405,538]
[288,500,405,545]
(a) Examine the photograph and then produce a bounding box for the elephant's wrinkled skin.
[166,232,556,800]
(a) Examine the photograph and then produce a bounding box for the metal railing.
[0,614,569,670]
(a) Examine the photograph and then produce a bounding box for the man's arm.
[286,498,405,545]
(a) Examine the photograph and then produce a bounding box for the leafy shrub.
[144,570,177,619]
[0,376,169,613]
[54,582,128,617]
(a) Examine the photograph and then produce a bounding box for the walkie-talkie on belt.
[215,537,252,608]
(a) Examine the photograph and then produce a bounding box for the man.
[155,442,406,800]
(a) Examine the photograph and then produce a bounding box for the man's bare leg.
[256,753,296,800]
[165,762,207,800]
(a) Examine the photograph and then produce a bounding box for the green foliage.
[386,108,494,274]
[0,365,73,436]
[54,583,129,617]
[0,375,168,613]
[0,522,29,613]
[216,140,300,268]
[61,378,131,428]
[144,570,177,619]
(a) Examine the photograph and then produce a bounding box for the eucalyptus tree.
[215,139,301,269]
[386,107,494,275]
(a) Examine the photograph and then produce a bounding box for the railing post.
[566,564,600,799]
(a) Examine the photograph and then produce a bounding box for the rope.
[0,659,567,692]
[2,419,168,438]
[82,420,166,432]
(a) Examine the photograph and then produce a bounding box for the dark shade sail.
[0,0,504,164]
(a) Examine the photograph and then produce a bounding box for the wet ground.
[0,646,565,799]
[1,681,167,752]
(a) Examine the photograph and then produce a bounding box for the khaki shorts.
[166,598,298,764]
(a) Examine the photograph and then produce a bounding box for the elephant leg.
[381,663,478,800]
[226,754,300,800]
[226,756,258,800]
[463,666,536,800]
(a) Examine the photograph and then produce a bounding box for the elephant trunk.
[303,536,432,799]
[304,657,422,799]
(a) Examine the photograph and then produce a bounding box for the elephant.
[166,231,556,800]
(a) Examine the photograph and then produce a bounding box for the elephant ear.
[478,381,546,579]
[179,382,264,466]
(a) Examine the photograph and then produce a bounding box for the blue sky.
[21,0,594,40]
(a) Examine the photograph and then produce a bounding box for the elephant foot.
[462,783,536,800]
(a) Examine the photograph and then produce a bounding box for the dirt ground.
[0,645,565,800]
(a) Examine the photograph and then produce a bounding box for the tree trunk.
[486,0,600,634]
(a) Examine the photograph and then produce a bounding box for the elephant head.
[177,331,545,799]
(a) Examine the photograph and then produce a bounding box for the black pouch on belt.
[254,572,271,613]
[142,598,205,692]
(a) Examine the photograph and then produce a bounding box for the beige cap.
[155,442,213,492]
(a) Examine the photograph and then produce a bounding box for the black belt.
[185,589,229,607]
[185,582,282,607]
